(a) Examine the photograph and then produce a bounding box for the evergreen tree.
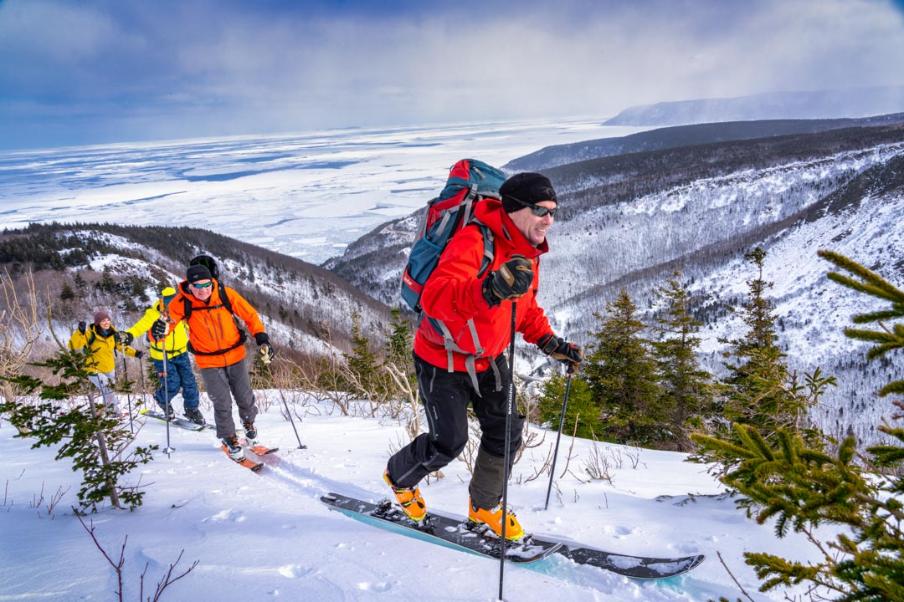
[585,289,665,446]
[249,346,274,389]
[385,308,412,368]
[73,272,88,298]
[819,249,904,398]
[345,312,379,397]
[694,250,904,601]
[721,247,807,437]
[384,308,415,396]
[59,281,76,302]
[651,272,712,450]
[537,373,596,439]
[0,347,156,511]
[98,265,115,293]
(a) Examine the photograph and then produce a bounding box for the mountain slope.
[0,223,392,355]
[603,86,904,126]
[506,113,904,172]
[324,121,904,444]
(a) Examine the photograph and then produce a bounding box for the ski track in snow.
[0,392,829,601]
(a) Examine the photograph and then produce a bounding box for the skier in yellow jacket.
[68,310,142,414]
[122,287,204,424]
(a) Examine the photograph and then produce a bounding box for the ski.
[139,408,210,431]
[530,535,704,579]
[321,492,561,563]
[321,492,704,579]
[221,444,263,472]
[247,443,279,456]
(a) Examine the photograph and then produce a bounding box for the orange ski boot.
[468,498,525,541]
[383,469,427,523]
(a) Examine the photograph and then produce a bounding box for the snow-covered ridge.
[9,224,393,355]
[603,86,904,127]
[324,125,904,445]
[549,142,904,307]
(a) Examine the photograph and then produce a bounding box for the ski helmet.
[161,286,177,308]
[189,254,219,280]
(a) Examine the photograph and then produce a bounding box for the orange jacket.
[166,281,265,369]
[413,198,554,373]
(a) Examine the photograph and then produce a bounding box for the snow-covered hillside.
[506,113,904,172]
[0,391,834,601]
[323,122,904,445]
[1,223,392,356]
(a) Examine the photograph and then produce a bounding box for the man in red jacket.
[384,172,583,540]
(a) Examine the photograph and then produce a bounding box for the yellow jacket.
[126,300,190,361]
[68,324,139,374]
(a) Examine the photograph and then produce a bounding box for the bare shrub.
[76,513,198,602]
[0,269,42,426]
[383,361,421,441]
[582,428,614,484]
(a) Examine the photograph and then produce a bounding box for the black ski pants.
[387,353,523,507]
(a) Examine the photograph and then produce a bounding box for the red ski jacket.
[414,198,555,374]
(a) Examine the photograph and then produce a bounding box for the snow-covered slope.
[506,113,904,172]
[0,223,392,355]
[0,392,833,601]
[325,122,904,444]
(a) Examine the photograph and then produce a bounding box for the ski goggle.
[508,196,558,218]
[190,280,213,289]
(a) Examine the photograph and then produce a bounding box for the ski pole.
[122,355,134,434]
[544,366,574,511]
[498,300,517,601]
[138,358,148,410]
[273,359,306,450]
[162,346,174,455]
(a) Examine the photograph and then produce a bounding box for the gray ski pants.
[199,357,258,439]
[88,371,118,412]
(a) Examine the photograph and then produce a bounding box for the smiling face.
[189,279,213,300]
[98,318,112,330]
[507,200,556,246]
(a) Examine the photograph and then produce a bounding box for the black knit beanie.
[499,172,558,213]
[186,264,212,284]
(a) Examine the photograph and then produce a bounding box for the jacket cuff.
[526,329,555,347]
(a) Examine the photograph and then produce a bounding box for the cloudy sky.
[1,0,903,150]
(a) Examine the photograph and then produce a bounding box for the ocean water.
[0,118,642,264]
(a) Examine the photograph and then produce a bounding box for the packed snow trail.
[0,394,830,600]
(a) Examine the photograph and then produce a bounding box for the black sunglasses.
[509,196,557,218]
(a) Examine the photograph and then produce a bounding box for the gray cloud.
[1,0,902,148]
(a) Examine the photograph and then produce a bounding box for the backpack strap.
[460,184,478,227]
[472,220,495,278]
[427,219,501,396]
[183,281,249,356]
[182,295,193,321]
